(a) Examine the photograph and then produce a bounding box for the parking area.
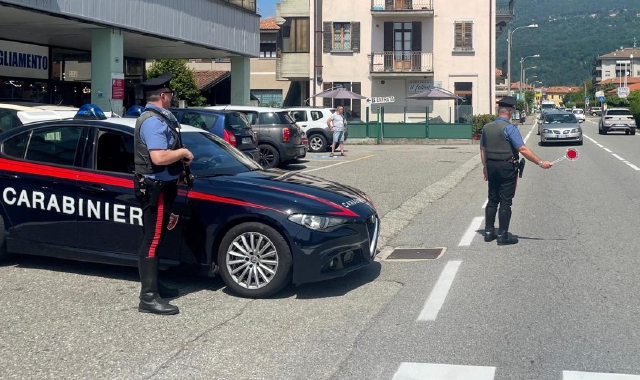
[0,143,481,380]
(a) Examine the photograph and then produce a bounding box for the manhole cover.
[438,147,458,150]
[385,247,446,261]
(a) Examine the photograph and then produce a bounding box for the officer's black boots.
[157,282,179,299]
[497,232,519,245]
[138,257,180,315]
[497,208,518,245]
[484,229,497,242]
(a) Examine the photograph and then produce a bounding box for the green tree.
[628,90,640,123]
[147,59,206,106]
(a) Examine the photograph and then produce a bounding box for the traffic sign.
[367,96,395,104]
[585,96,589,101]
[598,95,605,102]
[595,91,605,97]
[618,87,630,98]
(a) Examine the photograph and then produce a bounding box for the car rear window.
[573,109,584,114]
[224,112,251,130]
[607,109,632,116]
[259,111,292,125]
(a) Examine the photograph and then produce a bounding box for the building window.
[394,22,412,63]
[260,42,277,58]
[453,21,473,51]
[333,23,351,51]
[251,89,283,107]
[280,18,310,53]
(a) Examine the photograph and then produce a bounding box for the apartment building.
[594,47,640,84]
[276,0,514,121]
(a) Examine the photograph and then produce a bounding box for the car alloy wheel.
[308,134,327,152]
[258,144,280,169]
[218,222,292,298]
[226,232,278,290]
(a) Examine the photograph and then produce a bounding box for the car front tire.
[631,128,636,136]
[258,144,280,169]
[217,222,292,298]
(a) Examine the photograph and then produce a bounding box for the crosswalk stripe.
[417,260,462,321]
[392,363,496,380]
[563,371,640,379]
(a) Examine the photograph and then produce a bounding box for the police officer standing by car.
[134,73,194,315]
[480,96,552,245]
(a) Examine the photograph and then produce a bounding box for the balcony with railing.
[496,0,515,27]
[371,0,434,16]
[369,52,434,76]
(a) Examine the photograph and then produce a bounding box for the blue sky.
[257,0,278,18]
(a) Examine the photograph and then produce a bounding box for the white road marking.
[481,199,488,209]
[523,123,536,144]
[612,154,625,161]
[584,134,640,172]
[393,362,496,380]
[597,143,603,147]
[563,371,640,379]
[458,217,484,246]
[603,148,612,152]
[417,260,462,321]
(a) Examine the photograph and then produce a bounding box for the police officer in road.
[480,96,552,245]
[134,73,194,315]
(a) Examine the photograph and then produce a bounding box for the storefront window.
[0,79,49,103]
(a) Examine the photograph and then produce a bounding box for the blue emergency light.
[125,105,145,118]
[74,104,107,120]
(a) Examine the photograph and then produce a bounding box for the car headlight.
[288,214,349,231]
[571,128,581,133]
[542,129,551,133]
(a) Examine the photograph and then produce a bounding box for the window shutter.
[323,82,332,107]
[352,22,360,53]
[454,22,463,49]
[464,22,473,49]
[411,22,421,51]
[384,22,393,52]
[323,22,332,53]
[352,82,362,118]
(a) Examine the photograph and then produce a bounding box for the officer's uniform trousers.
[135,179,178,259]
[485,158,518,234]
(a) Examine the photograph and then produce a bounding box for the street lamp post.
[530,81,542,108]
[526,75,538,87]
[507,24,538,97]
[522,68,537,93]
[520,55,540,96]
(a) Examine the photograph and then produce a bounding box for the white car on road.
[572,108,585,123]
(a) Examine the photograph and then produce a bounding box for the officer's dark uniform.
[481,96,522,245]
[133,73,185,315]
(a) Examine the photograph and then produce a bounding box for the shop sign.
[407,79,441,95]
[0,40,49,80]
[111,73,125,100]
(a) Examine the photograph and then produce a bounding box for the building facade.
[594,47,640,84]
[0,0,259,112]
[276,0,514,122]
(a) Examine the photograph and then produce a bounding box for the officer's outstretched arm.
[518,145,552,169]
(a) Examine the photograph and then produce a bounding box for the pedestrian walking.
[327,106,347,157]
[133,73,194,315]
[480,96,552,245]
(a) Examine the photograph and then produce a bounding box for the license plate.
[242,137,253,145]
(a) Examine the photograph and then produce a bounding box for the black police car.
[0,105,380,298]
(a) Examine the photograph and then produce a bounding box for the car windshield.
[224,112,251,130]
[607,110,632,116]
[545,114,577,123]
[541,104,555,110]
[182,131,261,176]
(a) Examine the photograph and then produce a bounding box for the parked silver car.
[599,107,636,135]
[539,110,583,146]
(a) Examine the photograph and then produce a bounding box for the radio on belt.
[74,104,107,120]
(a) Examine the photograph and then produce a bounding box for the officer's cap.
[497,96,517,108]
[141,72,173,95]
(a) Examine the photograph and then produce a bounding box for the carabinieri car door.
[75,124,185,265]
[0,124,84,253]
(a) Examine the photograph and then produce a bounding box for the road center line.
[393,362,496,380]
[603,148,612,152]
[417,260,462,321]
[481,199,488,209]
[458,216,484,246]
[563,371,640,379]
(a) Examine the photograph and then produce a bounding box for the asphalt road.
[3,117,640,379]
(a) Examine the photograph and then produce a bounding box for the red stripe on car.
[188,191,285,214]
[260,185,358,217]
